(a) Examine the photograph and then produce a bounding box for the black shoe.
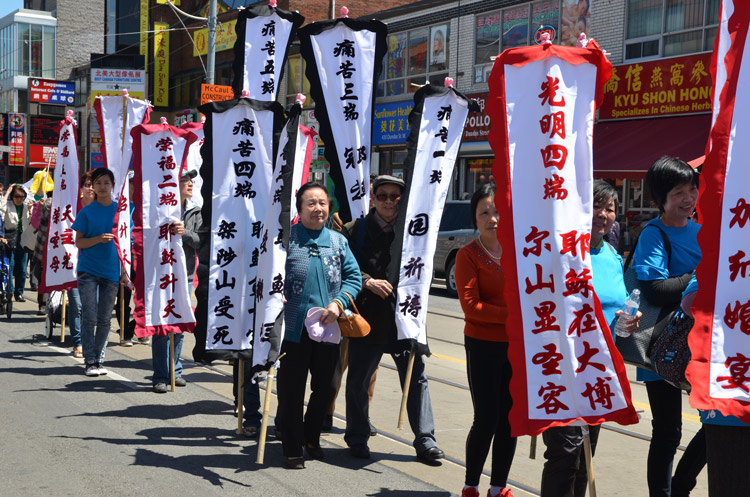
[174,376,187,387]
[36,306,46,316]
[369,421,377,437]
[305,443,324,460]
[349,444,371,459]
[416,447,445,466]
[285,456,305,469]
[153,383,168,393]
[322,414,333,432]
[14,294,25,302]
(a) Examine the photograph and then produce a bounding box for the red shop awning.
[593,114,712,179]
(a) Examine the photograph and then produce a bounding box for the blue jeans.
[78,272,119,365]
[152,333,184,384]
[67,288,82,347]
[243,360,262,429]
[9,244,27,296]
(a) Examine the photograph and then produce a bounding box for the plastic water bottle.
[614,289,640,338]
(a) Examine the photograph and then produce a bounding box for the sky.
[0,1,24,20]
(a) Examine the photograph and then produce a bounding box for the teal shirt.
[284,224,362,343]
[591,240,627,339]
[72,200,120,282]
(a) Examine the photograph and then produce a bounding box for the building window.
[474,1,562,84]
[285,55,312,107]
[625,0,721,60]
[378,23,450,98]
[13,22,55,78]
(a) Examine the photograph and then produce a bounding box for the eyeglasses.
[12,195,26,200]
[375,193,401,202]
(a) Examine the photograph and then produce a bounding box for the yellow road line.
[431,352,466,365]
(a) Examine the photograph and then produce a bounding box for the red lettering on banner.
[61,228,74,244]
[582,377,615,410]
[729,198,750,229]
[543,174,568,200]
[728,250,750,281]
[60,178,67,191]
[540,144,568,170]
[121,247,131,265]
[158,223,172,241]
[156,137,174,151]
[61,205,74,223]
[61,145,69,158]
[159,192,178,206]
[560,230,590,261]
[717,353,750,393]
[160,273,177,291]
[60,129,70,142]
[568,303,597,337]
[157,174,177,188]
[50,256,60,272]
[563,268,594,297]
[525,264,555,294]
[158,155,176,171]
[532,343,564,375]
[50,231,60,249]
[119,223,128,238]
[118,195,128,212]
[523,226,552,257]
[537,382,569,414]
[576,341,606,373]
[160,248,177,266]
[539,112,566,139]
[53,207,60,224]
[538,76,566,106]
[162,298,182,318]
[532,301,561,333]
[62,252,74,270]
[724,300,750,335]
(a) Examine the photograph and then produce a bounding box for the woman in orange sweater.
[456,184,516,497]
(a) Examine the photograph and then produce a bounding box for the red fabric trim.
[93,97,108,170]
[688,2,750,421]
[489,44,636,437]
[131,125,197,337]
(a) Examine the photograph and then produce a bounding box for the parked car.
[433,200,473,297]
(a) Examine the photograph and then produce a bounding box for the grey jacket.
[182,204,201,279]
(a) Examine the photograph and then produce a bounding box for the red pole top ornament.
[296,93,306,105]
[444,77,454,88]
[241,89,250,98]
[540,32,552,45]
[160,116,168,125]
[65,109,75,124]
[577,33,589,48]
[122,89,129,96]
[340,6,349,18]
[269,0,277,7]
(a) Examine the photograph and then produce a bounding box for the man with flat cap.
[342,175,445,464]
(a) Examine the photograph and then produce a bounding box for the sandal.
[285,456,305,469]
[73,347,83,359]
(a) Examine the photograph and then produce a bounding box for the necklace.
[476,236,502,260]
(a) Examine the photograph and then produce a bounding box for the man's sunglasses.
[375,193,401,202]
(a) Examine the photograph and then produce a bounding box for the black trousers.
[645,380,705,497]
[705,423,750,497]
[277,331,341,458]
[541,424,600,497]
[464,336,516,487]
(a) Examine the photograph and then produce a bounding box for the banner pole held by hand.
[397,351,416,430]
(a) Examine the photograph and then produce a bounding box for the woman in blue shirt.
[72,168,122,377]
[277,182,361,469]
[633,156,703,497]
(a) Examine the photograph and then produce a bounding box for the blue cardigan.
[284,223,361,343]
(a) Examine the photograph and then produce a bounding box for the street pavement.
[0,286,708,496]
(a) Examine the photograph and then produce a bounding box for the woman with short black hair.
[634,156,704,497]
[1,184,31,301]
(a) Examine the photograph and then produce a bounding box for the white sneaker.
[95,363,108,375]
[85,364,99,376]
[119,339,133,347]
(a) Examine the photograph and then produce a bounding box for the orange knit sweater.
[454,240,509,342]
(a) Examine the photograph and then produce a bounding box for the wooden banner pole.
[529,435,537,459]
[257,353,284,464]
[397,352,416,430]
[60,290,67,343]
[237,359,245,435]
[119,286,125,343]
[169,332,175,392]
[582,426,597,497]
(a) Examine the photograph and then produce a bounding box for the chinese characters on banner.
[298,16,387,221]
[40,114,80,293]
[688,1,750,423]
[197,99,283,358]
[393,84,477,352]
[94,94,152,281]
[181,121,205,209]
[130,124,196,336]
[232,4,303,101]
[487,43,638,436]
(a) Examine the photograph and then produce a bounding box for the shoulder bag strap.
[623,222,673,270]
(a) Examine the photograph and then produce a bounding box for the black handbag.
[615,224,679,373]
[3,229,18,251]
[649,310,694,391]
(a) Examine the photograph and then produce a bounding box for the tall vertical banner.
[391,83,477,354]
[298,14,387,222]
[181,121,205,209]
[197,98,284,360]
[232,2,304,101]
[289,124,315,226]
[139,0,149,56]
[154,22,170,107]
[130,123,197,335]
[94,94,152,280]
[40,114,80,293]
[688,1,750,422]
[487,43,638,436]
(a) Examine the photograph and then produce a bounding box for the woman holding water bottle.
[540,180,640,497]
[632,156,704,497]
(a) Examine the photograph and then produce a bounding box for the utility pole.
[207,0,217,84]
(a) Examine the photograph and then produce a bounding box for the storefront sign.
[200,83,234,105]
[29,144,57,168]
[193,19,237,57]
[154,22,170,106]
[463,92,490,142]
[373,101,412,146]
[91,69,146,99]
[599,52,712,120]
[29,79,75,105]
[9,113,24,166]
[30,116,60,146]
